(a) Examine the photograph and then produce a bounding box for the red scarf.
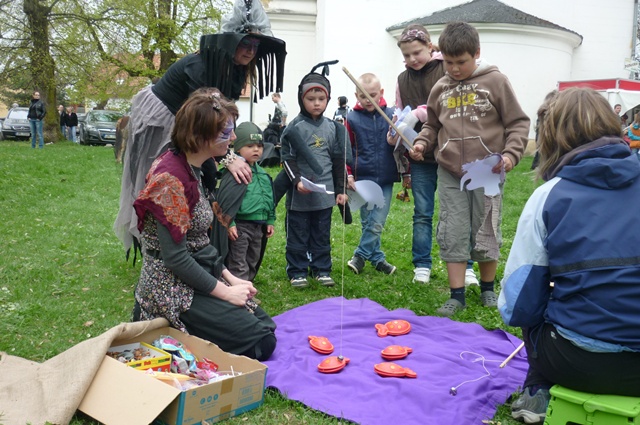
[133,150,200,243]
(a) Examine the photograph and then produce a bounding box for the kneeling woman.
[132,92,276,361]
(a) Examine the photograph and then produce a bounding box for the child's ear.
[379,88,385,98]
[474,48,481,59]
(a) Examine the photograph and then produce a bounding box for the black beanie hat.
[297,60,338,119]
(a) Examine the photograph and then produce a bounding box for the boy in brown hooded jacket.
[412,21,530,317]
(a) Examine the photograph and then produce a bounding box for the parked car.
[2,107,31,140]
[79,110,123,145]
[76,113,86,137]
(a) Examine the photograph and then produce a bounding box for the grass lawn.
[0,139,540,424]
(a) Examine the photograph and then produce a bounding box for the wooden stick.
[341,66,414,148]
[500,342,525,368]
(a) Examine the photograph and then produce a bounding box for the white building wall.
[251,0,635,138]
[509,0,636,80]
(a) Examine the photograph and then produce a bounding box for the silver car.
[79,110,123,145]
[1,107,31,140]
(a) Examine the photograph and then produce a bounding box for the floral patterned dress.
[136,185,213,332]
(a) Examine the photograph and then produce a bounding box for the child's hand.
[347,175,356,191]
[266,224,275,238]
[409,144,424,161]
[387,130,400,146]
[336,193,348,205]
[228,225,238,241]
[387,115,400,146]
[493,155,514,173]
[296,181,312,194]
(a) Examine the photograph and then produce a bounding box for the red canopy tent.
[557,78,640,114]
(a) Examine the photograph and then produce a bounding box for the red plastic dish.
[375,320,411,337]
[381,345,412,361]
[318,356,350,373]
[374,362,417,378]
[308,335,334,354]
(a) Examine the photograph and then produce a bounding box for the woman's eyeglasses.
[239,38,260,51]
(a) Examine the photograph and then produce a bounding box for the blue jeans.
[354,183,393,265]
[68,126,77,142]
[411,162,438,268]
[29,119,44,148]
[411,162,474,270]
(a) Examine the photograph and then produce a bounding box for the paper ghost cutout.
[347,180,385,211]
[460,153,505,196]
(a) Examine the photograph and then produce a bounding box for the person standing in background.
[271,92,288,127]
[58,105,68,138]
[28,91,46,149]
[333,96,350,123]
[65,107,78,143]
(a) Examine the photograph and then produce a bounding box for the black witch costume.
[114,0,287,257]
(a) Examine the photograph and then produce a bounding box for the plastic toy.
[318,355,350,374]
[374,362,417,378]
[375,320,411,337]
[381,345,413,361]
[308,336,334,354]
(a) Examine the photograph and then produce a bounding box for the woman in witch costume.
[114,0,287,256]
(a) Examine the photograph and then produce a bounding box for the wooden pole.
[499,342,525,368]
[342,66,414,148]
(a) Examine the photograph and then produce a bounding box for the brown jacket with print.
[413,60,530,178]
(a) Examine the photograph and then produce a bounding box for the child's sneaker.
[316,275,335,287]
[375,260,396,275]
[465,268,479,286]
[511,387,550,424]
[413,267,431,284]
[290,277,309,288]
[347,255,365,274]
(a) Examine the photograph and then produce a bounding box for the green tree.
[0,0,230,135]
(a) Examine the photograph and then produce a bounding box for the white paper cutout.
[301,176,334,194]
[459,153,505,196]
[347,180,385,210]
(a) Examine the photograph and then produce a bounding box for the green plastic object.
[545,385,640,425]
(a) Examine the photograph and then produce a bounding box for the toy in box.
[107,342,171,372]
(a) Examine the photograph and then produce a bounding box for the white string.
[338,122,348,358]
[450,351,502,395]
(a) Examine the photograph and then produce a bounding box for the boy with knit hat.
[280,61,349,288]
[213,122,276,282]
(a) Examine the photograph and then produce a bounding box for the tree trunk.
[23,0,60,142]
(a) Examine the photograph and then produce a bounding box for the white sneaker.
[465,268,479,286]
[413,267,431,284]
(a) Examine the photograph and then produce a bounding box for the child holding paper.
[280,62,349,288]
[345,73,400,276]
[412,22,530,316]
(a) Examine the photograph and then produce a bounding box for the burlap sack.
[0,318,169,425]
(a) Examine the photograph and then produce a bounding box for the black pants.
[285,207,333,279]
[523,323,640,396]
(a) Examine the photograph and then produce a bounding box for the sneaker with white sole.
[375,260,396,275]
[465,268,479,286]
[511,387,550,424]
[316,275,335,287]
[413,267,431,284]
[347,255,365,274]
[290,277,309,288]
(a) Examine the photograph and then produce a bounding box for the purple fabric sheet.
[263,297,528,424]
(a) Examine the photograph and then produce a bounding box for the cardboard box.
[107,341,172,372]
[79,327,267,425]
